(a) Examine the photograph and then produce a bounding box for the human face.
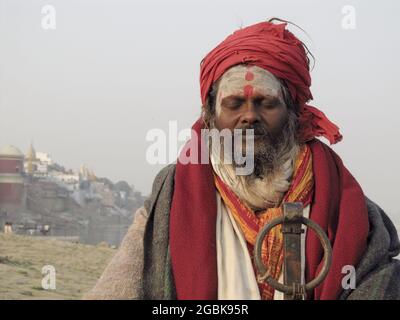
[214,64,288,137]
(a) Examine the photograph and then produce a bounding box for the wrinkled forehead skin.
[216,64,284,116]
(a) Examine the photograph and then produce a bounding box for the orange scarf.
[214,144,314,299]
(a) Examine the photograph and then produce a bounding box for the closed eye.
[222,97,245,109]
[260,97,282,109]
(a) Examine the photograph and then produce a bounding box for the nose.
[241,103,260,126]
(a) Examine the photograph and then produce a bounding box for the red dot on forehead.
[243,85,254,98]
[245,71,254,81]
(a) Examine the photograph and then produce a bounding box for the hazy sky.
[1,0,399,224]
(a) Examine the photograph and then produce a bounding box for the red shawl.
[169,119,369,300]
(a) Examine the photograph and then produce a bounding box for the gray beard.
[210,109,299,182]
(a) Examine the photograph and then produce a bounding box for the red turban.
[199,21,342,145]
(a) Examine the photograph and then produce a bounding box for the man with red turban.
[85,19,400,300]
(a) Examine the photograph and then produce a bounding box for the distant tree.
[97,177,114,189]
[114,181,132,196]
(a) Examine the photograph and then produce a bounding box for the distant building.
[24,143,52,177]
[48,171,80,192]
[24,142,37,176]
[36,152,53,165]
[0,145,25,211]
[79,164,97,182]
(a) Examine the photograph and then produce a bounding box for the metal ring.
[254,216,332,294]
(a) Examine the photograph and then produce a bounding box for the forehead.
[218,65,282,97]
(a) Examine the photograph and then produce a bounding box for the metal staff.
[254,202,332,300]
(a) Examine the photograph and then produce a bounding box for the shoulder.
[340,197,400,299]
[143,164,176,215]
[148,163,176,198]
[346,259,400,300]
[151,164,176,190]
[364,196,400,260]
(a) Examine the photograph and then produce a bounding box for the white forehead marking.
[216,65,283,116]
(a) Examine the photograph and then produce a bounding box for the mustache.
[236,123,271,136]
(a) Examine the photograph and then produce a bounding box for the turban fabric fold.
[200,21,342,145]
